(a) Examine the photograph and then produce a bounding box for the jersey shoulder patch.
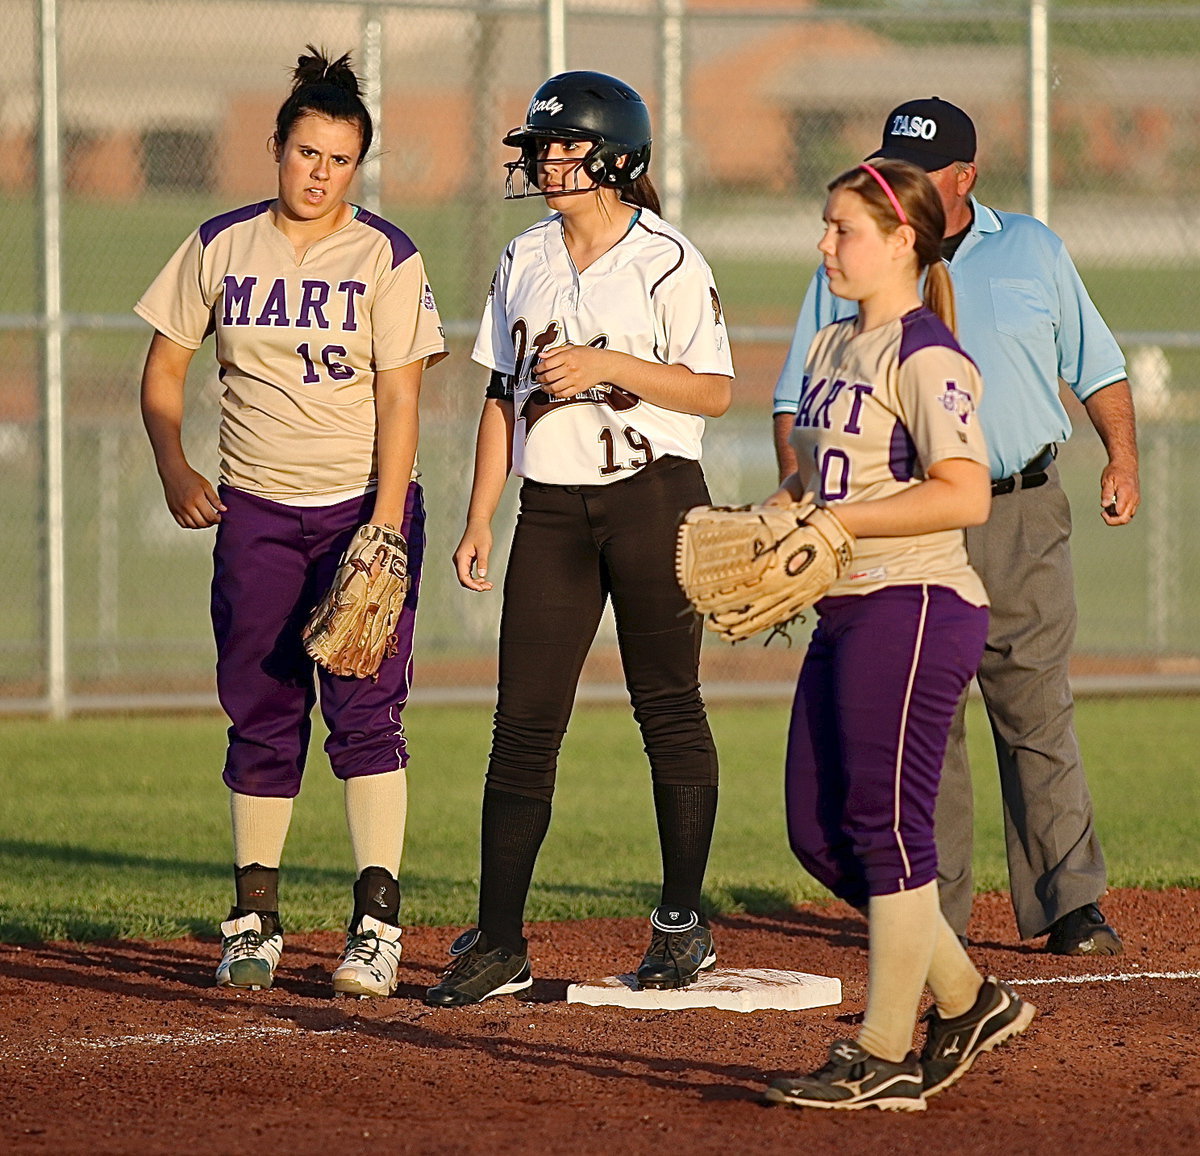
[353,208,418,269]
[198,200,273,248]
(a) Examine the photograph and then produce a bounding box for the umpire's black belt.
[991,445,1056,497]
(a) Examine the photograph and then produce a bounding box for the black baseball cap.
[871,97,976,171]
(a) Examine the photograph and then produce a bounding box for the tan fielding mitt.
[676,502,855,644]
[303,523,409,679]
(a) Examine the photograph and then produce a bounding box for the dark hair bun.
[292,45,361,97]
[274,43,373,162]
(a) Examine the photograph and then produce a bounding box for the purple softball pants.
[211,483,425,798]
[785,584,988,908]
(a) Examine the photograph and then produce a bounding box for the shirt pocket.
[989,278,1052,340]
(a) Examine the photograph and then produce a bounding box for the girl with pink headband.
[759,158,1035,1111]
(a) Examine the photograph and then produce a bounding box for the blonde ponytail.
[924,261,957,335]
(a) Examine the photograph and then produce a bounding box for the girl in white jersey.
[136,48,445,998]
[424,72,734,1007]
[761,161,1034,1111]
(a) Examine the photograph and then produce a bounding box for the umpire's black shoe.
[423,929,532,1007]
[1044,903,1123,956]
[635,905,717,990]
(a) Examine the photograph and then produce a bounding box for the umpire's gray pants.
[934,464,1108,940]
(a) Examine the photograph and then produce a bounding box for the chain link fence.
[3,0,1198,713]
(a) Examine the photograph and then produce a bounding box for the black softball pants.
[487,454,719,799]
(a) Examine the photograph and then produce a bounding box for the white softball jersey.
[473,207,734,486]
[789,306,990,605]
[136,201,447,505]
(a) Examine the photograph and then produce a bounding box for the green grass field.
[1,697,1196,943]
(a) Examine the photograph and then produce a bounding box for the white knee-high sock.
[229,792,293,868]
[925,912,984,1019]
[344,770,407,877]
[857,881,940,1063]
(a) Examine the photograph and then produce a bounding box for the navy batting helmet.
[503,71,653,199]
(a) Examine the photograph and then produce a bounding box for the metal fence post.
[547,0,566,76]
[1029,0,1050,224]
[1130,345,1174,650]
[660,0,685,225]
[38,0,67,719]
[97,424,120,677]
[468,0,502,326]
[361,5,384,214]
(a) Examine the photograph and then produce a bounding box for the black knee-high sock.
[653,783,718,915]
[478,786,552,955]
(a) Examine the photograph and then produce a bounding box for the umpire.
[773,98,1139,955]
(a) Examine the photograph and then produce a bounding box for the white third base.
[566,968,841,1013]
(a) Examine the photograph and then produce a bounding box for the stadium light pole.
[38,0,67,719]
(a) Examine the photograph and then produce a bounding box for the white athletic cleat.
[333,914,403,999]
[215,913,283,991]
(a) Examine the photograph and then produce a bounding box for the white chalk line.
[5,1022,369,1061]
[6,971,1200,1058]
[1008,969,1200,987]
[67,1024,301,1050]
[8,1023,304,1059]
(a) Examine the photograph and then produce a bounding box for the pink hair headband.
[859,162,908,225]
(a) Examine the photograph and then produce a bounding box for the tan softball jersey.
[474,207,734,486]
[789,306,990,605]
[136,201,447,504]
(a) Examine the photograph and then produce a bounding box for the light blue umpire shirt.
[772,197,1128,480]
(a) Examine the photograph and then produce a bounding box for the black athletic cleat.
[423,929,532,1007]
[764,1039,925,1112]
[1044,903,1123,956]
[635,905,717,990]
[921,975,1036,1097]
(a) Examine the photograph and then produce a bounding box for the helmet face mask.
[503,134,603,201]
[503,71,652,202]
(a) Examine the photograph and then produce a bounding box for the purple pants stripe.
[211,483,425,798]
[785,585,988,907]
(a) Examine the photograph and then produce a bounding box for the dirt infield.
[3,888,1198,1155]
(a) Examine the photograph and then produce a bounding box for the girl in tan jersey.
[762,161,1034,1111]
[137,47,445,999]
